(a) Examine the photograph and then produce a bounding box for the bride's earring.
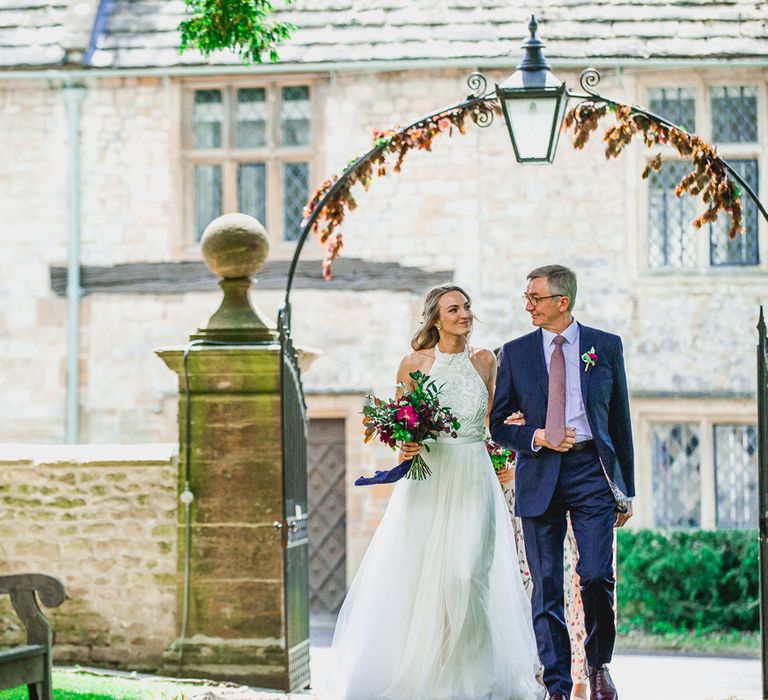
[436,324,441,331]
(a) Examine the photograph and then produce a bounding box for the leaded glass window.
[715,424,758,529]
[236,88,267,148]
[711,86,758,143]
[193,90,223,149]
[283,162,309,241]
[652,423,701,528]
[281,86,311,146]
[238,163,267,225]
[648,87,696,133]
[647,160,697,269]
[195,165,222,240]
[710,159,759,266]
[186,84,314,244]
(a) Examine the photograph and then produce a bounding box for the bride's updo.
[411,283,472,351]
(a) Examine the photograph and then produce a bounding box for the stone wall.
[0,444,178,669]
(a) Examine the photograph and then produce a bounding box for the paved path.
[307,648,761,700]
[63,651,763,699]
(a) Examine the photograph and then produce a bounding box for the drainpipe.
[63,83,86,444]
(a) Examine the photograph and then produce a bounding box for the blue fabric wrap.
[354,458,413,486]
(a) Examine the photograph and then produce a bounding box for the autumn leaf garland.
[302,100,500,279]
[304,96,747,279]
[563,100,744,239]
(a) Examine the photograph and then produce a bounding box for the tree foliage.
[179,0,295,64]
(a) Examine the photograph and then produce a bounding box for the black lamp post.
[496,15,569,164]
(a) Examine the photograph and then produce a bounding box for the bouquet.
[485,437,516,474]
[360,370,461,481]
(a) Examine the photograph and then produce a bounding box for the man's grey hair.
[527,264,577,312]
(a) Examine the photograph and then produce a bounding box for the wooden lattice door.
[307,418,347,617]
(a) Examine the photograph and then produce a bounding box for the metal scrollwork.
[579,68,602,97]
[471,102,496,128]
[466,71,490,99]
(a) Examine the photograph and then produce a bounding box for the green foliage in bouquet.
[362,370,461,480]
[616,528,759,634]
[179,0,295,64]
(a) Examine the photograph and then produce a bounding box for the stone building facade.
[1,0,766,624]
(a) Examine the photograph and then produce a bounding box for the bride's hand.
[400,441,421,460]
[496,467,514,486]
[504,411,525,426]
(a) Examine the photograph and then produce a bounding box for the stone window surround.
[631,394,756,530]
[180,74,326,259]
[636,71,768,281]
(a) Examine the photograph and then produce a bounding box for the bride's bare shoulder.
[398,348,434,374]
[469,346,497,368]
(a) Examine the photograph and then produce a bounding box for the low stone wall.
[0,443,178,669]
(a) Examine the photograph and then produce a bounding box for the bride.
[327,284,543,700]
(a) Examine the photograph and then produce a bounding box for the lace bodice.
[428,345,488,441]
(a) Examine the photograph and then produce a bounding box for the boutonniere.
[581,346,598,372]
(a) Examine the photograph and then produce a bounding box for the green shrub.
[616,528,759,634]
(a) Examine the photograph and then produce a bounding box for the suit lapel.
[531,329,549,400]
[578,323,593,408]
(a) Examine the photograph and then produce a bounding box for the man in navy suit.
[491,265,634,700]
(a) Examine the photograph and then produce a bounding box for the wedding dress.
[327,345,543,700]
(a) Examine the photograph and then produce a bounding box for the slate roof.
[2,0,768,70]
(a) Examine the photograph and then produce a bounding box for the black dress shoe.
[589,664,618,700]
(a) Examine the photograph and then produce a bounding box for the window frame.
[632,395,757,530]
[713,423,759,529]
[180,75,324,258]
[636,72,768,280]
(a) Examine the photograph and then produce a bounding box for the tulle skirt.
[327,439,543,700]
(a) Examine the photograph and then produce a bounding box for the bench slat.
[0,648,45,690]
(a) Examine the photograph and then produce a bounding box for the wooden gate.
[308,418,347,617]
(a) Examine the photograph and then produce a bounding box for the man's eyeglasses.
[521,293,563,307]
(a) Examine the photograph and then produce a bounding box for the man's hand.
[504,411,525,426]
[533,427,576,452]
[615,501,633,528]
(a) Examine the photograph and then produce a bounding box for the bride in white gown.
[328,284,543,700]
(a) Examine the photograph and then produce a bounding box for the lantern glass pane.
[504,95,557,160]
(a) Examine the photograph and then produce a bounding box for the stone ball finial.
[200,213,269,279]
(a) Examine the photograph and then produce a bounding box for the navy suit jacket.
[490,323,635,518]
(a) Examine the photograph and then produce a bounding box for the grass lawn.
[616,629,760,658]
[0,668,214,700]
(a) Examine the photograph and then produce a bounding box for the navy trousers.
[521,445,617,696]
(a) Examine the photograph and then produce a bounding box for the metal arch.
[277,88,498,336]
[277,66,768,337]
[567,68,768,224]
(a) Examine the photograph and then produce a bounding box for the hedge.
[616,529,759,634]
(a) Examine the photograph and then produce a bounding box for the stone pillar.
[156,214,312,687]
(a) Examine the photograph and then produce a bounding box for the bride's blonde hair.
[411,284,472,351]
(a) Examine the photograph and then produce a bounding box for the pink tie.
[545,335,566,446]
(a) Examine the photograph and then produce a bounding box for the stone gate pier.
[157,214,315,690]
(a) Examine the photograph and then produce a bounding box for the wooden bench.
[0,574,66,700]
